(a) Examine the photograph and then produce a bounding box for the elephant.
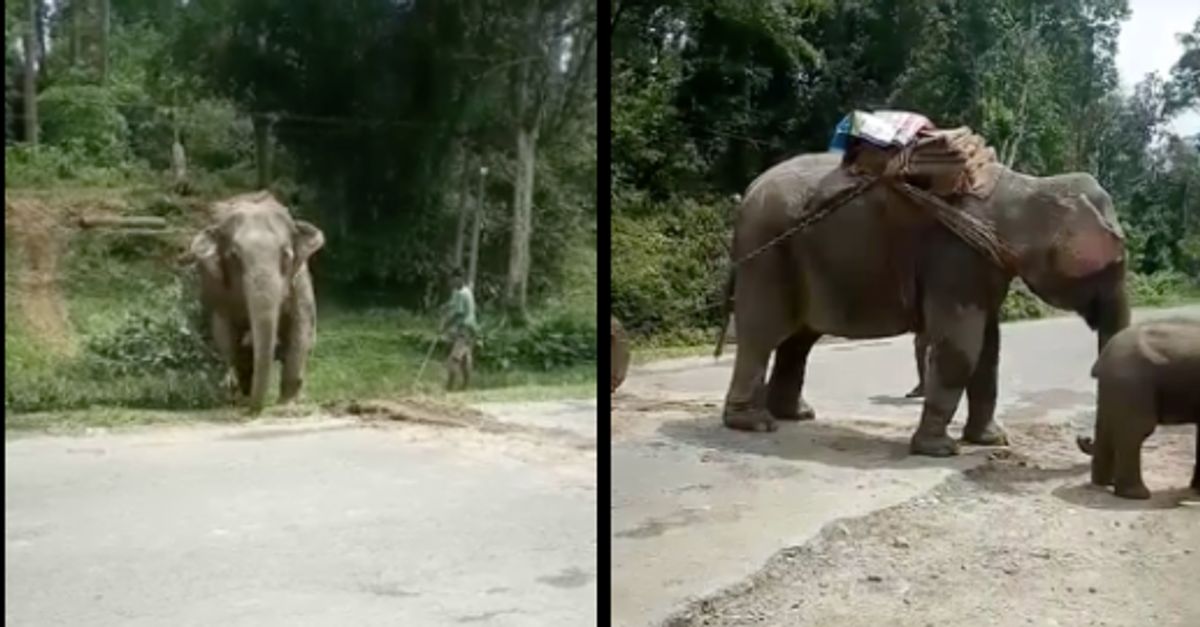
[716,152,1130,456]
[905,332,929,398]
[1075,317,1200,499]
[185,191,325,412]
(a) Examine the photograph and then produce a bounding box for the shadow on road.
[1051,482,1198,511]
[656,414,987,471]
[868,394,924,407]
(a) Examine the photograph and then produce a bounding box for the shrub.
[611,195,730,342]
[476,309,597,372]
[1127,270,1196,306]
[1000,279,1053,321]
[38,85,131,165]
[4,144,147,187]
[81,276,223,381]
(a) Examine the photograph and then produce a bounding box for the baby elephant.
[1076,317,1200,499]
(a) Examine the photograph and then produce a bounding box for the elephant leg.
[724,342,777,432]
[911,305,986,457]
[1089,407,1115,487]
[1112,435,1151,500]
[905,333,928,398]
[279,343,308,404]
[766,329,820,421]
[279,325,309,405]
[963,314,1007,446]
[211,314,241,400]
[234,346,254,398]
[1106,380,1155,499]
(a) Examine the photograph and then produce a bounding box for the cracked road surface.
[5,400,597,627]
[612,306,1200,627]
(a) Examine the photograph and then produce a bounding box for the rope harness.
[731,137,1017,276]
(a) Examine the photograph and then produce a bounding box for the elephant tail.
[1075,435,1095,456]
[713,268,735,358]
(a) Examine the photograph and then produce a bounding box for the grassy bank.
[5,188,596,432]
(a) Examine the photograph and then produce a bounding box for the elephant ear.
[1046,193,1125,280]
[292,220,325,271]
[1011,189,1125,306]
[188,227,224,285]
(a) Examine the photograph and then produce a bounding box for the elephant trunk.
[1093,279,1130,354]
[245,271,283,412]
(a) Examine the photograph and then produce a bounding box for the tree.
[1166,17,1200,115]
[22,0,40,146]
[499,0,597,318]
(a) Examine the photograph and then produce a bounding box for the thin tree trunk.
[253,114,274,190]
[452,145,470,269]
[98,0,110,83]
[70,0,81,66]
[468,167,485,289]
[23,0,39,146]
[34,0,47,82]
[171,124,188,187]
[506,123,537,317]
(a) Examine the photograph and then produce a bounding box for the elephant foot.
[1113,483,1151,500]
[723,406,778,433]
[910,432,961,457]
[904,384,924,399]
[279,379,302,405]
[770,398,816,421]
[962,420,1009,446]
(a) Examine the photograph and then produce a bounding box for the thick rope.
[731,176,881,267]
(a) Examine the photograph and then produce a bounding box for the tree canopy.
[613,0,1200,338]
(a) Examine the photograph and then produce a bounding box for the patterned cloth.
[829,110,933,151]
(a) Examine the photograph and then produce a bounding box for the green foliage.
[81,278,224,380]
[4,143,147,186]
[1126,270,1199,307]
[999,281,1053,322]
[476,309,597,372]
[614,0,1199,343]
[38,85,132,164]
[611,196,729,341]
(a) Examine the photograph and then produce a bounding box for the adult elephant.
[716,152,1130,456]
[185,191,325,412]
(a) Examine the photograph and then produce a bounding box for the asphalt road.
[611,305,1200,627]
[5,401,598,627]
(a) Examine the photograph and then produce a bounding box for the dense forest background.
[5,0,598,413]
[613,0,1200,343]
[6,0,597,312]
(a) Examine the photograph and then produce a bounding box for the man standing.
[441,269,479,391]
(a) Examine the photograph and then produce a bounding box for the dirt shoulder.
[664,421,1200,627]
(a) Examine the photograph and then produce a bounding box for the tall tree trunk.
[468,166,485,289]
[452,145,470,269]
[253,114,274,190]
[69,0,81,67]
[23,0,39,146]
[34,0,47,82]
[506,123,537,317]
[98,0,110,83]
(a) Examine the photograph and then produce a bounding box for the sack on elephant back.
[834,111,1000,200]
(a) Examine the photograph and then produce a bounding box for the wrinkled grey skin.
[186,192,325,412]
[719,153,1131,456]
[1076,317,1200,499]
